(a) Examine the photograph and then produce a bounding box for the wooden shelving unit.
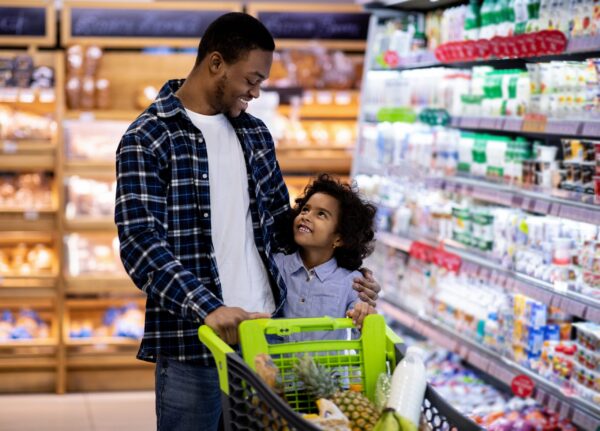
[0,0,367,394]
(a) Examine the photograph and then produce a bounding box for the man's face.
[214,49,272,117]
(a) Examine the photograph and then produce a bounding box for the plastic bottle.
[464,0,482,40]
[386,346,428,428]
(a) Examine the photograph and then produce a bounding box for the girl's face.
[293,192,342,252]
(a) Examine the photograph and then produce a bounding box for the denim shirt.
[274,252,360,341]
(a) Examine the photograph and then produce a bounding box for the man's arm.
[115,131,223,322]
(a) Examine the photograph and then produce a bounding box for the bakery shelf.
[65,109,141,122]
[64,274,138,295]
[0,209,57,232]
[0,153,55,172]
[376,230,600,324]
[381,299,600,430]
[0,274,57,292]
[277,150,352,174]
[63,161,115,176]
[63,219,116,232]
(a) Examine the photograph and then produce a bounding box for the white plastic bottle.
[386,346,428,428]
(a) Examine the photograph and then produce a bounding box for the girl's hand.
[353,267,380,307]
[346,302,376,330]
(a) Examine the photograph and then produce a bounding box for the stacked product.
[69,303,144,340]
[0,309,50,341]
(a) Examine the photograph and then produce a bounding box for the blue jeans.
[155,356,222,431]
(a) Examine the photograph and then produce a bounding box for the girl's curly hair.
[287,174,376,271]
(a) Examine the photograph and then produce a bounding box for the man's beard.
[215,74,229,114]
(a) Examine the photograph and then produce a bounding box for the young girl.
[274,174,377,340]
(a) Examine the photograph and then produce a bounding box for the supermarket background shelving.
[355,0,600,429]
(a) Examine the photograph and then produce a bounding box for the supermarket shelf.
[0,231,55,244]
[0,274,57,291]
[367,38,600,70]
[278,104,359,119]
[65,109,141,122]
[64,275,138,295]
[363,0,462,12]
[381,299,600,430]
[277,152,352,174]
[0,209,57,231]
[63,218,116,232]
[64,161,115,176]
[66,337,140,348]
[423,175,599,225]
[451,115,600,139]
[1,139,55,153]
[376,231,600,323]
[0,153,55,171]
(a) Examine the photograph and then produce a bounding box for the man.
[115,12,379,431]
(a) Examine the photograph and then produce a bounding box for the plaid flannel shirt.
[115,79,290,364]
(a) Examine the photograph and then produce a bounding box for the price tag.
[3,140,17,154]
[461,117,481,129]
[450,116,461,128]
[18,88,35,103]
[584,306,600,323]
[38,88,56,103]
[496,191,514,206]
[560,206,598,224]
[23,210,39,221]
[469,351,490,371]
[496,366,515,385]
[533,199,551,214]
[458,344,470,358]
[535,388,547,404]
[521,197,532,211]
[547,395,560,412]
[480,117,500,129]
[572,409,600,430]
[504,117,524,132]
[522,114,547,133]
[511,374,535,398]
[559,403,572,420]
[560,299,586,318]
[549,203,562,217]
[545,120,582,136]
[581,120,600,138]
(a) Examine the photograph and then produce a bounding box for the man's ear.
[207,52,224,74]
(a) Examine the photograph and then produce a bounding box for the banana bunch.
[372,408,418,431]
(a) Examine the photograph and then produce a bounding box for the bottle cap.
[406,346,425,361]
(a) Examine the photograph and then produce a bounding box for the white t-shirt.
[185,109,275,314]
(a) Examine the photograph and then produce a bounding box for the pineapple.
[294,354,381,431]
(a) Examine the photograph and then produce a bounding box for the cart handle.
[255,316,355,336]
[198,325,234,394]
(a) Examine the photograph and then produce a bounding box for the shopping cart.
[198,315,482,431]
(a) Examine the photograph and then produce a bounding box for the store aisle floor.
[0,391,155,431]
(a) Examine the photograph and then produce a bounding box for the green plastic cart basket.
[198,315,482,431]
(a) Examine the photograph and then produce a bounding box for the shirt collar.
[154,79,187,119]
[289,251,337,283]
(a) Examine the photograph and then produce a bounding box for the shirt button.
[202,173,207,179]
[300,298,305,303]
[203,212,209,218]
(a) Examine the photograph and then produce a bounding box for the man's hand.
[346,302,376,330]
[353,267,380,307]
[204,306,270,345]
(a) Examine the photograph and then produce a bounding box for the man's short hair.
[195,12,275,66]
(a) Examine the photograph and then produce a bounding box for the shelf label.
[535,388,547,404]
[450,116,461,128]
[480,117,503,130]
[23,210,39,220]
[581,121,600,138]
[559,403,572,420]
[522,114,547,133]
[533,199,551,214]
[545,120,582,136]
[3,140,17,154]
[547,395,560,412]
[461,117,481,129]
[549,203,562,217]
[511,374,535,398]
[495,365,515,385]
[559,205,599,224]
[572,409,600,430]
[469,351,490,371]
[504,117,524,132]
[585,306,600,323]
[560,298,586,318]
